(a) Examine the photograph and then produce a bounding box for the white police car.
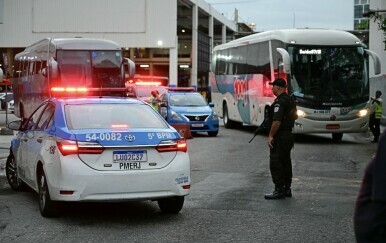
[6,97,190,217]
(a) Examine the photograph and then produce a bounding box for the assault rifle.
[248,119,268,143]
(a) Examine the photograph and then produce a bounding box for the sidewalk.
[0,132,16,176]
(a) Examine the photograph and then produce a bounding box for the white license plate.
[191,123,204,127]
[113,151,147,162]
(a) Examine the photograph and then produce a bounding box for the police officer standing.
[265,78,296,200]
[369,90,383,143]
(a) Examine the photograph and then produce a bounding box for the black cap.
[268,78,287,88]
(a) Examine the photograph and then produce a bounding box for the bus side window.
[29,61,35,76]
[41,60,48,77]
[49,58,58,79]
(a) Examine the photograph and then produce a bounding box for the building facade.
[0,0,240,97]
[354,0,370,30]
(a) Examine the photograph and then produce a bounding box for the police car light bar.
[51,87,130,93]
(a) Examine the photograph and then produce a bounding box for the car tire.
[38,170,59,217]
[223,104,234,129]
[332,133,343,142]
[158,196,184,214]
[207,131,218,137]
[5,153,27,191]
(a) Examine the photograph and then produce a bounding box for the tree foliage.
[370,13,386,50]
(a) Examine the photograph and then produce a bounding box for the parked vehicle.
[159,88,219,137]
[12,38,135,120]
[1,92,13,110]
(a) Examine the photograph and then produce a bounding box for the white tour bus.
[13,38,135,119]
[210,29,381,141]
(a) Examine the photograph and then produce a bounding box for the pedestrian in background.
[354,131,386,242]
[369,90,383,143]
[265,78,297,200]
[149,90,160,112]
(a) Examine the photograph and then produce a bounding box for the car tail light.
[57,140,104,156]
[156,138,187,153]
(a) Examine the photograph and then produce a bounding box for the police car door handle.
[36,138,43,143]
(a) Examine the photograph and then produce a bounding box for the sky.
[205,0,354,31]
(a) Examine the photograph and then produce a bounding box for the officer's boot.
[284,185,292,198]
[264,186,285,200]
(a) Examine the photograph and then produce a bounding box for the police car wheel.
[5,153,27,191]
[158,196,184,214]
[38,170,59,217]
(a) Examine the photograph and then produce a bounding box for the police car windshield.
[65,103,168,130]
[170,94,207,107]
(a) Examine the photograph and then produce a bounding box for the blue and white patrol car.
[160,88,219,137]
[6,97,190,217]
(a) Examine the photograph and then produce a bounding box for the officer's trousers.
[369,113,381,140]
[269,131,294,189]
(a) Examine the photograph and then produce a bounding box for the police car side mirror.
[208,102,214,108]
[7,120,22,131]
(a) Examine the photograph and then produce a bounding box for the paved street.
[0,112,383,242]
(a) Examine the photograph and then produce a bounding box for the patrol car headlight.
[211,112,219,121]
[171,110,184,121]
[297,109,306,118]
[357,108,368,117]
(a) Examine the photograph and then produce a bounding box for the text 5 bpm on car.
[6,97,190,217]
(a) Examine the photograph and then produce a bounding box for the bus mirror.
[276,48,291,74]
[49,58,58,79]
[124,58,135,79]
[365,49,381,75]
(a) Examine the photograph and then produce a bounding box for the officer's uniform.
[354,131,386,242]
[268,92,296,193]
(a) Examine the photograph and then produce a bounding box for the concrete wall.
[0,0,177,48]
[369,0,386,123]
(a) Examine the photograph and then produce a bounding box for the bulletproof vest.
[266,94,297,131]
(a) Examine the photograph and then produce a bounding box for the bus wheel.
[223,104,234,129]
[332,133,343,142]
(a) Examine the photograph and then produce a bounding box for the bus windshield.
[288,46,368,103]
[56,50,123,87]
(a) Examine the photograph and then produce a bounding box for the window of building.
[354,5,364,19]
[133,48,150,58]
[0,0,3,24]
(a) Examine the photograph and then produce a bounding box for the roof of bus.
[213,29,361,51]
[15,38,122,58]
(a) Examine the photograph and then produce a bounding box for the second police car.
[159,88,219,137]
[6,97,190,217]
